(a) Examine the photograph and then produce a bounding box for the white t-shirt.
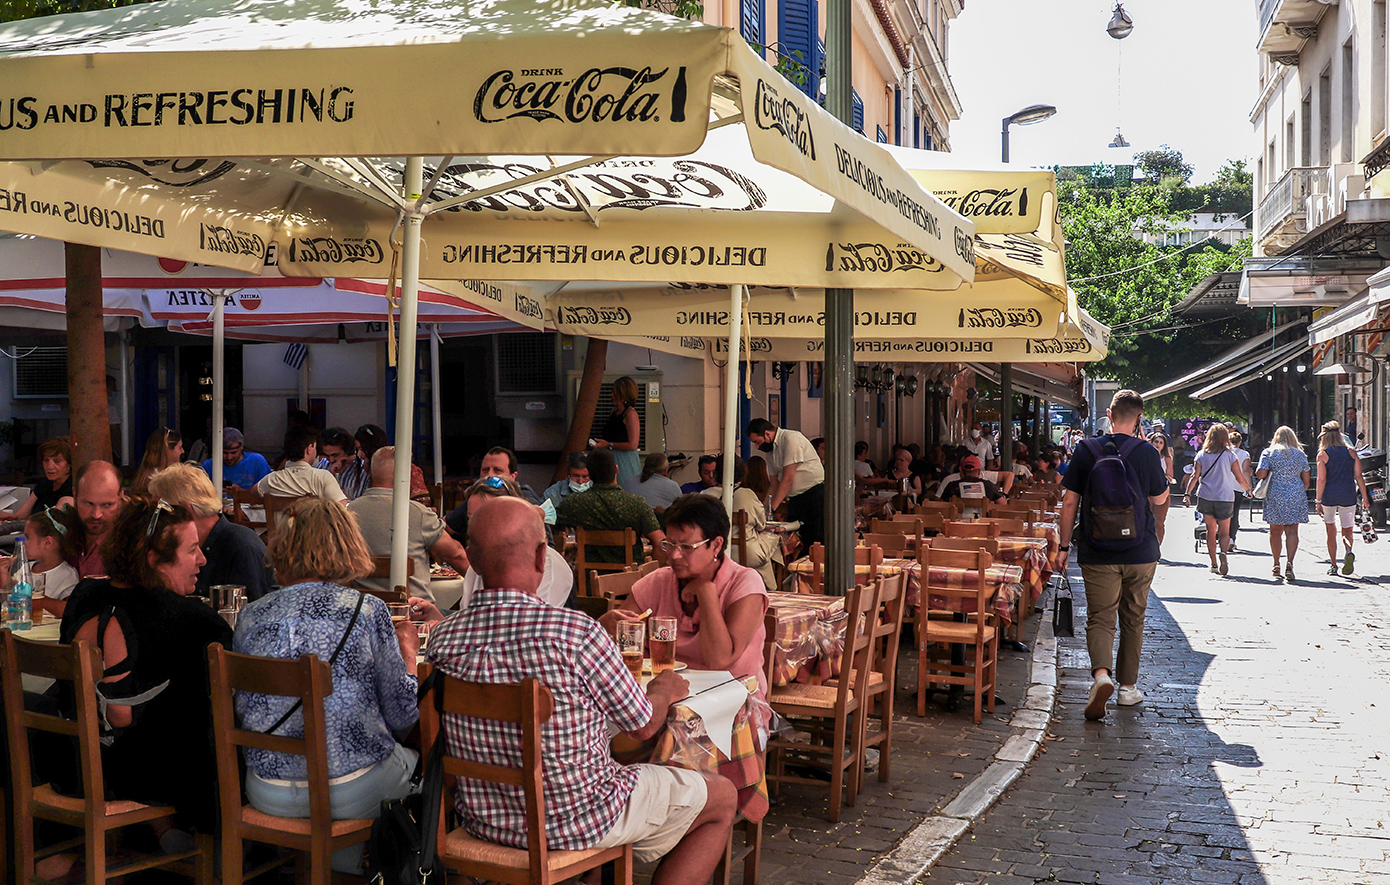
[35,561,79,600]
[256,460,348,503]
[768,428,825,497]
[964,436,994,463]
[459,547,572,611]
[853,461,875,479]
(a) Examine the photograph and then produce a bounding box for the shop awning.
[1238,256,1386,308]
[968,362,1085,408]
[1190,337,1311,400]
[1139,318,1308,399]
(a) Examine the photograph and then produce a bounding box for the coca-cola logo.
[433,159,766,214]
[199,224,265,258]
[555,305,632,326]
[954,227,974,264]
[1025,338,1093,355]
[473,65,688,125]
[825,242,946,274]
[956,307,1045,330]
[515,293,543,320]
[713,337,771,354]
[752,79,815,159]
[939,187,1029,219]
[288,237,384,265]
[87,158,237,188]
[975,233,1045,268]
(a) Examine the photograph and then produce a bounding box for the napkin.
[675,670,751,759]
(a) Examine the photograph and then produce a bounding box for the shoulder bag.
[1051,572,1075,638]
[367,670,445,885]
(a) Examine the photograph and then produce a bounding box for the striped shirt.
[425,588,652,850]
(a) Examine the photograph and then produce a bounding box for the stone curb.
[853,576,1064,885]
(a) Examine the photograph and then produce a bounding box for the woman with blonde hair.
[1256,425,1311,581]
[1147,432,1174,545]
[1315,420,1370,576]
[593,375,643,490]
[232,498,420,874]
[1184,423,1251,575]
[130,428,184,496]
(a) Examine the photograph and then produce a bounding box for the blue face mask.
[569,480,592,493]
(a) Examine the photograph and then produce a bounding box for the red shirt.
[76,538,106,579]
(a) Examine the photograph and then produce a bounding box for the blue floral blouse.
[233,582,419,780]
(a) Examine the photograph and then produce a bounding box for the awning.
[1237,256,1386,308]
[1190,337,1311,400]
[1307,293,1390,344]
[1140,318,1308,399]
[969,362,1085,408]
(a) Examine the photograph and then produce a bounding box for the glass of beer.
[649,616,678,675]
[388,603,411,626]
[616,621,645,678]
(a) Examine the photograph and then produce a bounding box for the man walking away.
[1058,390,1169,721]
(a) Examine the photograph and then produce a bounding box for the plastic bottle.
[7,538,33,631]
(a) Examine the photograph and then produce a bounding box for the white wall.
[241,342,380,454]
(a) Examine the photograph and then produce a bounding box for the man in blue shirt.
[201,426,271,490]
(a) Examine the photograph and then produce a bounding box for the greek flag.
[282,343,308,370]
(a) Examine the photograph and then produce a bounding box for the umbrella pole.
[723,285,744,517]
[212,293,225,493]
[390,158,425,593]
[430,325,444,489]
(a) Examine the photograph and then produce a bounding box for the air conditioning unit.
[1334,163,1366,214]
[13,347,68,399]
[493,332,565,420]
[566,372,666,456]
[1304,192,1331,229]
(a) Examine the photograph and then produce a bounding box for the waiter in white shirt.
[963,421,996,468]
[746,418,825,547]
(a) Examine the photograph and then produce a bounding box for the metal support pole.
[212,293,225,493]
[1000,363,1014,472]
[430,325,444,487]
[389,158,425,592]
[824,0,854,597]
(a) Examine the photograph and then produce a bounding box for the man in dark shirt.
[938,455,1005,503]
[555,449,666,565]
[1059,389,1169,721]
[680,455,719,494]
[148,462,276,601]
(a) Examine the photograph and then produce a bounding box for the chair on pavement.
[914,501,959,520]
[942,520,999,540]
[2,632,214,885]
[806,542,882,594]
[207,645,374,885]
[263,494,312,544]
[914,547,1000,723]
[732,509,751,563]
[860,532,910,557]
[767,580,879,822]
[590,569,645,607]
[352,556,414,601]
[976,517,1026,536]
[574,527,639,596]
[826,572,907,785]
[421,674,636,885]
[228,486,260,529]
[928,536,1001,556]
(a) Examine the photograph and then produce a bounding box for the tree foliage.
[1132,144,1194,185]
[1061,166,1257,415]
[0,0,154,22]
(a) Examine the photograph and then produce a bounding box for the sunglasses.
[145,500,175,542]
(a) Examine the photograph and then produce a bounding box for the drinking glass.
[615,621,645,678]
[388,603,411,626]
[649,616,678,675]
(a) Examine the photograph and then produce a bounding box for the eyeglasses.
[660,538,714,556]
[145,500,174,542]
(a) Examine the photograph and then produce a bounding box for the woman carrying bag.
[1184,424,1251,576]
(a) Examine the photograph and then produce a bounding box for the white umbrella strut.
[212,293,226,493]
[430,325,444,489]
[722,285,744,516]
[390,158,425,592]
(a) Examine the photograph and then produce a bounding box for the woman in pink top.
[605,495,769,711]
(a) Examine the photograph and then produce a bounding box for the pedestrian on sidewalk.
[1058,389,1170,721]
[1256,425,1310,582]
[1184,424,1250,576]
[1228,430,1253,552]
[1314,421,1370,576]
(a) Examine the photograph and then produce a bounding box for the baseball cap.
[223,427,245,446]
[961,455,982,471]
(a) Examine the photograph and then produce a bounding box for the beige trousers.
[1079,561,1156,687]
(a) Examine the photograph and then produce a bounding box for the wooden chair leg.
[743,816,763,885]
[879,686,895,783]
[828,714,846,823]
[972,642,984,725]
[194,833,215,885]
[222,828,244,885]
[86,822,105,885]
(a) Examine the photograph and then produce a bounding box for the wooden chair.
[827,572,907,785]
[914,547,1000,724]
[440,479,471,516]
[731,508,751,563]
[228,486,260,528]
[871,516,923,536]
[207,646,373,885]
[914,500,959,519]
[590,569,645,606]
[860,532,910,556]
[987,505,1036,525]
[574,527,640,596]
[806,542,882,594]
[361,586,408,605]
[421,675,636,885]
[263,493,312,544]
[915,512,947,535]
[928,536,1001,556]
[942,520,999,539]
[2,632,213,885]
[428,482,443,516]
[572,594,612,621]
[976,517,1026,536]
[637,559,661,577]
[767,580,880,822]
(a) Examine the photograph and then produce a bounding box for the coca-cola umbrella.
[0,0,980,590]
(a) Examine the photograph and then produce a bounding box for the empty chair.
[928,536,1001,556]
[942,520,999,539]
[807,542,883,594]
[914,547,1000,723]
[860,532,911,556]
[976,517,1026,536]
[574,527,640,595]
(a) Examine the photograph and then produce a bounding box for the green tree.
[1061,169,1257,415]
[1210,158,1253,189]
[1132,144,1194,185]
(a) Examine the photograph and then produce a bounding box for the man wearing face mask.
[745,418,824,547]
[542,452,592,512]
[963,421,996,468]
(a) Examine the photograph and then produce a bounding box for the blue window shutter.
[913,112,921,148]
[740,0,764,48]
[876,125,887,143]
[851,89,864,134]
[778,0,819,95]
[893,87,901,145]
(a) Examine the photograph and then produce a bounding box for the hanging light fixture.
[1109,128,1130,148]
[1106,3,1133,39]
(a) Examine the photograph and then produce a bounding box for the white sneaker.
[1116,685,1144,706]
[1085,673,1115,720]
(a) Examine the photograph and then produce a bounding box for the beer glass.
[649,616,678,675]
[616,621,645,678]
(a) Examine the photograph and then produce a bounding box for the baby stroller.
[1193,507,1207,553]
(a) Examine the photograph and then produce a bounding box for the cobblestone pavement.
[923,504,1390,885]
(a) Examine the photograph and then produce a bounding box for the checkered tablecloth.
[1024,522,1063,569]
[888,558,1023,623]
[764,590,847,686]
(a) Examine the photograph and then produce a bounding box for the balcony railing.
[1259,0,1280,37]
[1257,166,1327,245]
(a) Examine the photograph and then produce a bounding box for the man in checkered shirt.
[426,498,737,884]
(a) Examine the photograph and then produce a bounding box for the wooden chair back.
[928,536,1001,555]
[1,632,213,883]
[761,611,779,689]
[572,595,612,621]
[590,569,645,605]
[807,542,883,593]
[976,517,1026,536]
[915,511,946,534]
[987,506,1035,524]
[427,483,443,516]
[863,572,908,782]
[263,493,312,544]
[208,645,371,885]
[440,479,470,516]
[914,500,959,519]
[574,527,639,596]
[637,559,661,577]
[228,486,260,528]
[942,520,999,539]
[422,675,634,885]
[366,555,416,580]
[860,532,910,556]
[731,508,751,564]
[870,517,923,536]
[361,586,408,605]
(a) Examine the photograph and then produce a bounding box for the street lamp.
[1106,3,1134,39]
[1000,104,1057,163]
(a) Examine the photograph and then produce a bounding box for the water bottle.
[7,538,33,631]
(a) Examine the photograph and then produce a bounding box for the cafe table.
[615,669,769,820]
[763,590,848,685]
[886,557,1023,626]
[784,559,904,596]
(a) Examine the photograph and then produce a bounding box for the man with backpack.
[1058,389,1170,721]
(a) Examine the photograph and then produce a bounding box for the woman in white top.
[1184,424,1251,575]
[703,456,785,589]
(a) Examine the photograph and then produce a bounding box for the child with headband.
[0,506,80,619]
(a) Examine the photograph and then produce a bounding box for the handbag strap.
[418,670,446,879]
[261,590,367,736]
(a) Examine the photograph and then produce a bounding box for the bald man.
[426,498,736,885]
[74,460,124,578]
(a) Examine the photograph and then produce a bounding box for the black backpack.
[1079,436,1149,551]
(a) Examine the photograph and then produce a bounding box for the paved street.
[923,503,1390,884]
